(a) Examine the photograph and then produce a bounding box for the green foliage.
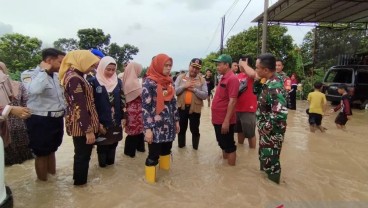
[298,68,325,100]
[107,43,139,71]
[201,52,219,75]
[0,33,42,80]
[77,28,111,50]
[53,38,79,52]
[300,25,368,70]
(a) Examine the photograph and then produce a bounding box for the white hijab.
[96,56,118,93]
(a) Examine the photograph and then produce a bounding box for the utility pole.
[261,0,269,54]
[220,15,225,54]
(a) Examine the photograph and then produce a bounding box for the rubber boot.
[159,155,170,170]
[178,134,186,148]
[268,173,281,184]
[192,135,200,150]
[98,153,107,168]
[145,166,156,183]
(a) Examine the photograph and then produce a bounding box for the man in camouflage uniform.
[253,54,288,184]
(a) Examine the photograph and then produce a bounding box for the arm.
[322,95,327,114]
[239,60,257,79]
[174,75,185,95]
[193,81,208,100]
[27,70,51,95]
[267,87,288,133]
[224,98,237,124]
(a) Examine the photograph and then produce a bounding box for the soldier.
[175,58,208,150]
[21,48,66,181]
[250,54,288,184]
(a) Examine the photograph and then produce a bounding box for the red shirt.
[236,72,257,113]
[211,70,239,125]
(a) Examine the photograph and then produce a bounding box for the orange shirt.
[184,90,193,105]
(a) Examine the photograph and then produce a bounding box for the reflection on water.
[4,101,368,208]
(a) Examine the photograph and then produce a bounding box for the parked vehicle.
[323,65,368,109]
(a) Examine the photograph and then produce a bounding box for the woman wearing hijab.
[0,62,34,165]
[289,73,298,110]
[142,54,180,183]
[89,56,125,167]
[122,62,145,157]
[59,50,100,186]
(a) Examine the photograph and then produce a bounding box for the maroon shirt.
[211,70,239,125]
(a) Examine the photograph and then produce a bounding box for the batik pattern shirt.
[142,78,179,143]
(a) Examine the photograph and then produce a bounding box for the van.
[323,65,368,109]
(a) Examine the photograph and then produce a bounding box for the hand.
[221,121,230,134]
[40,61,52,72]
[122,119,126,129]
[238,59,248,72]
[10,106,31,119]
[185,81,195,89]
[99,124,106,135]
[175,121,180,134]
[145,129,153,144]
[86,131,95,144]
[329,109,334,113]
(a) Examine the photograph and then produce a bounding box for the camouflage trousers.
[258,132,284,176]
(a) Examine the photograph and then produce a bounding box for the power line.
[225,0,241,17]
[203,0,241,55]
[204,20,222,55]
[224,0,252,39]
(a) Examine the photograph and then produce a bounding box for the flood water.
[4,101,368,208]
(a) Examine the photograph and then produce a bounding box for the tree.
[224,25,295,74]
[53,38,79,52]
[107,43,139,71]
[77,28,111,50]
[0,33,42,80]
[201,52,219,74]
[300,25,368,70]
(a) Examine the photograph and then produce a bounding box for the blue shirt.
[21,66,65,114]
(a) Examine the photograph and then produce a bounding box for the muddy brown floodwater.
[4,101,368,208]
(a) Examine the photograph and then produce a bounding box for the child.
[307,82,327,132]
[330,84,352,129]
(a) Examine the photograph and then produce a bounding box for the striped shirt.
[63,69,99,136]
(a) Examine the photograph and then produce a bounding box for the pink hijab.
[96,56,118,93]
[122,62,143,103]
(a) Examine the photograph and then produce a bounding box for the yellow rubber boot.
[159,155,170,170]
[145,166,156,183]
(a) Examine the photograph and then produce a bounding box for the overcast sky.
[0,0,312,70]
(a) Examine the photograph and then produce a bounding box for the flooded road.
[4,101,368,208]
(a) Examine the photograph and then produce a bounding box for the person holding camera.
[236,55,257,149]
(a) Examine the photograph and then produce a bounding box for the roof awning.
[252,0,368,24]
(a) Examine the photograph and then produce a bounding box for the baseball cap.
[212,54,232,65]
[190,58,202,69]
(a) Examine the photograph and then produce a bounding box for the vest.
[89,78,123,128]
[176,74,204,114]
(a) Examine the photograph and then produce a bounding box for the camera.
[240,55,254,67]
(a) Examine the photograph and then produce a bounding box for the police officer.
[174,58,208,150]
[21,48,66,181]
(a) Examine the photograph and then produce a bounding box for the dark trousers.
[145,142,173,166]
[124,133,145,157]
[73,136,93,185]
[97,142,118,166]
[178,107,201,137]
[288,85,297,110]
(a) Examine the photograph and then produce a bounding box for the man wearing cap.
[211,54,239,166]
[175,58,208,150]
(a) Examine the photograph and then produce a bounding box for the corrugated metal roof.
[252,0,368,23]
